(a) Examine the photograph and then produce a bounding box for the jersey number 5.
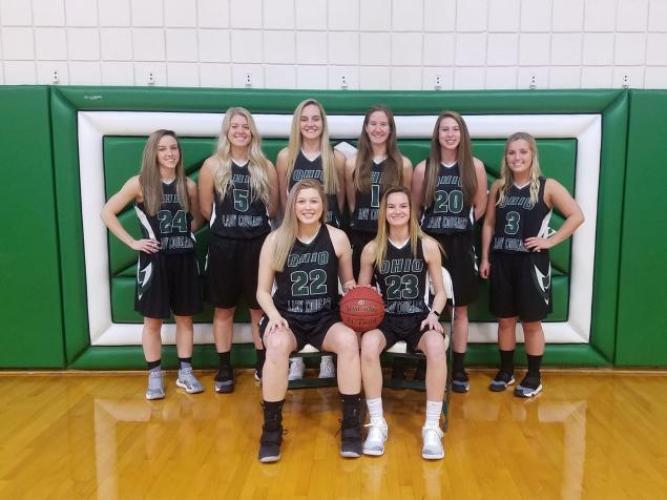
[233,189,249,212]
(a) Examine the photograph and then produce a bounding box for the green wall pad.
[615,91,667,366]
[0,86,65,368]
[47,87,627,369]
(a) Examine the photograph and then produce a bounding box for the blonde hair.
[497,132,542,207]
[139,129,189,216]
[213,107,271,206]
[372,186,425,268]
[353,105,404,193]
[422,111,478,208]
[272,179,328,272]
[285,99,338,195]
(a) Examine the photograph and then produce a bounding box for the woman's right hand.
[265,314,289,335]
[479,259,490,279]
[130,238,161,254]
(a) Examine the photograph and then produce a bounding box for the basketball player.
[345,105,413,279]
[199,108,279,392]
[358,186,448,460]
[276,98,346,381]
[255,179,361,463]
[412,111,488,392]
[480,132,584,397]
[101,129,204,400]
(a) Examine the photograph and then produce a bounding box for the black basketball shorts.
[205,234,267,309]
[431,231,480,307]
[135,251,203,319]
[259,310,342,352]
[377,312,431,353]
[349,229,376,281]
[489,251,552,322]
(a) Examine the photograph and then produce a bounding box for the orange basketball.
[340,287,385,332]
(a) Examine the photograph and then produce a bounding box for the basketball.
[340,287,385,332]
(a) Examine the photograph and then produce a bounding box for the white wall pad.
[79,111,600,346]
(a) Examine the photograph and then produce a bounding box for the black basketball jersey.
[209,162,271,240]
[135,180,195,254]
[350,160,385,233]
[288,151,342,228]
[375,239,429,315]
[421,162,474,235]
[492,177,551,253]
[273,224,339,315]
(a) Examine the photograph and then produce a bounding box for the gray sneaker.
[176,367,204,394]
[146,370,165,400]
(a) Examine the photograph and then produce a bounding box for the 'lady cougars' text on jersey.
[493,177,551,253]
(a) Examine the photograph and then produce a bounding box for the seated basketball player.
[255,179,362,463]
[358,186,448,460]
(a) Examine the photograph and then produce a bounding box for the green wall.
[0,87,65,368]
[615,91,667,366]
[0,85,664,369]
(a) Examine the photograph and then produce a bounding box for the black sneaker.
[451,371,470,393]
[514,373,543,398]
[258,428,282,463]
[340,422,362,458]
[489,370,515,392]
[214,366,234,393]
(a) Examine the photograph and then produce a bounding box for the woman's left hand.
[524,237,552,252]
[420,313,443,334]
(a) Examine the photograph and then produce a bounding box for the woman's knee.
[264,330,293,358]
[522,321,543,336]
[360,332,384,362]
[422,333,446,360]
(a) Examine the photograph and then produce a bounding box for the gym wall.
[0,85,664,369]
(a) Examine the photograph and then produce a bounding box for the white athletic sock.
[366,397,384,424]
[424,400,443,428]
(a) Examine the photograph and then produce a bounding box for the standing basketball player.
[255,179,361,462]
[358,186,448,460]
[480,132,584,397]
[199,107,279,391]
[276,98,346,381]
[102,129,204,400]
[412,111,487,392]
[345,105,413,279]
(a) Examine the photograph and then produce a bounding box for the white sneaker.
[363,419,388,456]
[421,425,445,460]
[318,355,336,378]
[288,357,305,381]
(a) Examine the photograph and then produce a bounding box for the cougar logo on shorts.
[532,262,551,306]
[136,262,153,301]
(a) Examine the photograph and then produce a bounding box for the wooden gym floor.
[0,369,665,499]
